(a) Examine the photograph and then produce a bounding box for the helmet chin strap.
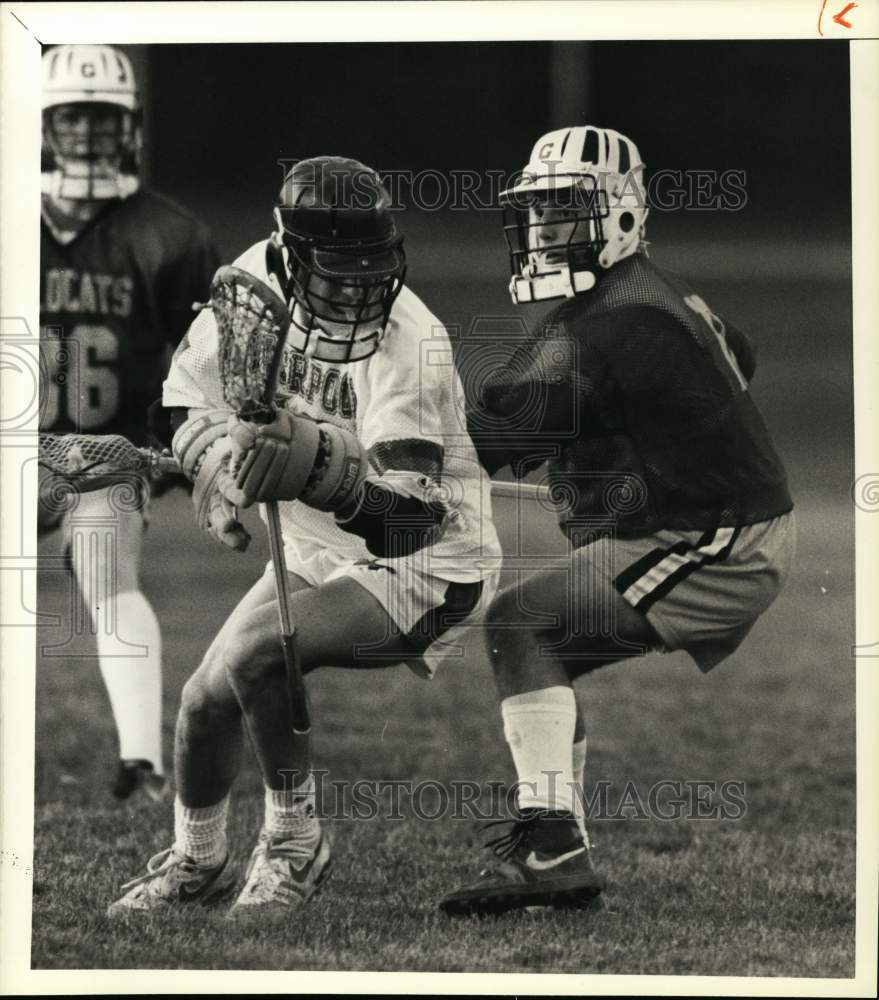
[510,265,596,304]
[41,166,138,202]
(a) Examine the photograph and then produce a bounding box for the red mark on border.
[833,2,857,27]
[818,0,857,35]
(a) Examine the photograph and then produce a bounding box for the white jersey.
[164,239,502,583]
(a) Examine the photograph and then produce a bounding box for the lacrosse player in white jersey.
[108,157,502,917]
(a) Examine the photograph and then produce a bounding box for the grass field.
[30,264,856,976]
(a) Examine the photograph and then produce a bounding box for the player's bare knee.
[179,674,229,733]
[221,620,278,694]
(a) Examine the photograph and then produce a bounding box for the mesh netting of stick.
[211,265,290,420]
[39,433,155,478]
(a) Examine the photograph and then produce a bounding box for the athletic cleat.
[106,847,236,917]
[439,808,605,917]
[227,827,331,918]
[112,758,170,803]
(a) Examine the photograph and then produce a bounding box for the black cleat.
[112,758,169,803]
[440,809,605,917]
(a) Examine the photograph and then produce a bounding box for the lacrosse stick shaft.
[208,265,313,742]
[264,499,311,735]
[489,481,553,503]
[153,453,183,475]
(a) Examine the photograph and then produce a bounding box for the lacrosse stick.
[39,434,555,507]
[39,432,179,492]
[209,266,311,737]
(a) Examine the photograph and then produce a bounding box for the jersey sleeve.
[161,305,225,410]
[467,308,585,477]
[156,219,221,348]
[162,241,269,412]
[358,328,446,480]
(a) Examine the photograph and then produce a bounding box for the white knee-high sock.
[502,686,576,814]
[572,735,589,839]
[174,795,229,866]
[95,590,164,773]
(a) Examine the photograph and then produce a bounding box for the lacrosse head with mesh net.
[38,433,175,493]
[210,265,291,422]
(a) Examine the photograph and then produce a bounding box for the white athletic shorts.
[587,512,796,672]
[264,539,500,678]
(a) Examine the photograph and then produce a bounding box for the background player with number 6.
[38,45,220,801]
[108,156,501,918]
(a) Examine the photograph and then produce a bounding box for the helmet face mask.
[273,157,406,364]
[501,126,648,304]
[41,45,141,202]
[504,180,609,295]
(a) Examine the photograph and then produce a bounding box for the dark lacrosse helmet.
[271,156,406,363]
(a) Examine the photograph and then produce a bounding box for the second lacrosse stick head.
[211,265,291,422]
[39,433,161,487]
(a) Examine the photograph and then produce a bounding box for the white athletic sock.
[572,735,589,841]
[95,591,165,774]
[174,795,229,867]
[502,686,576,814]
[264,773,320,845]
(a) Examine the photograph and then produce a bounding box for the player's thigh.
[188,570,311,706]
[226,574,404,678]
[489,553,661,665]
[65,485,148,594]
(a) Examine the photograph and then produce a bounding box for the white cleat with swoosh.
[227,827,331,919]
[107,847,237,917]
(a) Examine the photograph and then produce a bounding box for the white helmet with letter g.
[41,45,141,201]
[500,125,648,303]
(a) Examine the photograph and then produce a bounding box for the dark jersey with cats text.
[40,190,219,444]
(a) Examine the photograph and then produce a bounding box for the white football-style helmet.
[41,44,141,201]
[500,126,649,303]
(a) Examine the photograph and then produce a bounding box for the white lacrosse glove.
[191,437,251,552]
[224,409,367,513]
[225,409,320,508]
[171,407,249,549]
[171,408,233,481]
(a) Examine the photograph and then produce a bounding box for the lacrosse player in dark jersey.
[39,45,219,800]
[441,126,795,916]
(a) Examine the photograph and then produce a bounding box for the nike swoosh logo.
[177,861,226,901]
[525,847,585,871]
